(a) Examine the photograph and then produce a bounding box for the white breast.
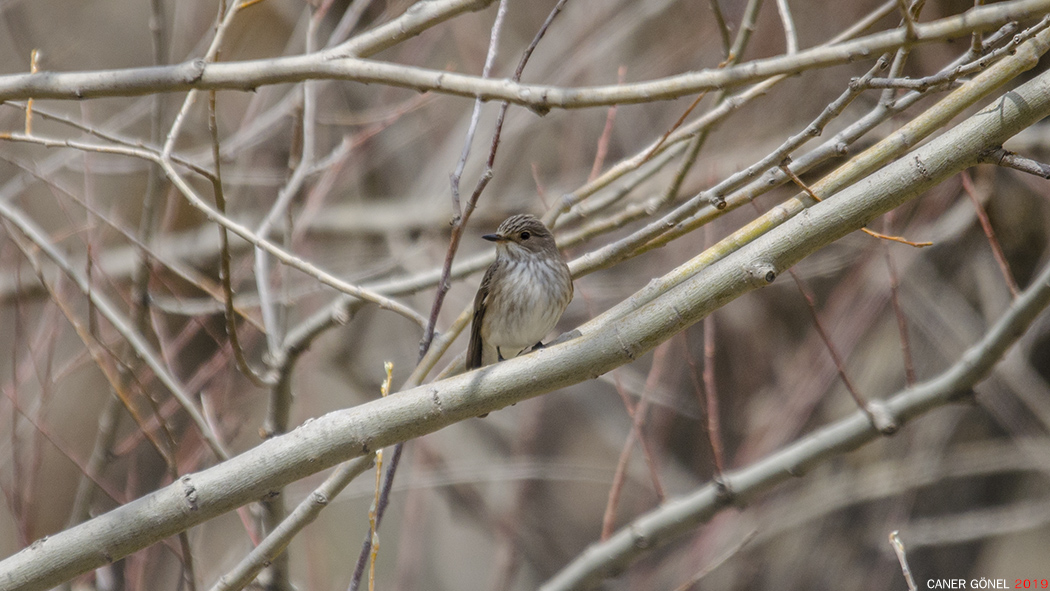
[481,257,570,359]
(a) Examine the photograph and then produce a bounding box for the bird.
[466,214,573,370]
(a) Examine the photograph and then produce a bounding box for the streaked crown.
[488,214,560,256]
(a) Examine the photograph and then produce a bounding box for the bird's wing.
[466,263,497,370]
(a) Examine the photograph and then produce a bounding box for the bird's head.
[483,214,559,259]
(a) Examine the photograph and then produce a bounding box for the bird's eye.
[520,231,531,240]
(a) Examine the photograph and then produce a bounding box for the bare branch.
[775,0,799,54]
[1,0,1046,107]
[207,456,374,591]
[982,147,1050,178]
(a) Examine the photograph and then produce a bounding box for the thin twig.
[641,91,711,166]
[421,0,511,360]
[640,0,760,169]
[254,6,340,587]
[176,530,198,591]
[971,0,989,56]
[897,0,920,41]
[780,162,932,247]
[254,5,333,359]
[775,0,799,54]
[672,530,756,591]
[881,0,926,108]
[685,333,719,475]
[786,267,874,418]
[207,456,375,591]
[448,0,509,221]
[982,147,1050,178]
[883,217,918,386]
[588,66,625,182]
[208,91,271,388]
[864,77,964,91]
[726,0,763,64]
[863,15,1050,95]
[67,0,169,531]
[24,50,39,135]
[161,0,243,158]
[861,228,932,248]
[889,531,919,591]
[707,0,732,59]
[368,362,393,591]
[488,397,548,591]
[3,101,216,179]
[960,169,1020,297]
[702,308,724,474]
[601,341,672,540]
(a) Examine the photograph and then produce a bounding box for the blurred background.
[2,0,1050,589]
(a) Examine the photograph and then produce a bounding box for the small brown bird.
[466,214,573,370]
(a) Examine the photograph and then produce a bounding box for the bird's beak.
[483,233,505,242]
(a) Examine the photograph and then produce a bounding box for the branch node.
[745,261,777,287]
[29,536,48,551]
[628,525,651,550]
[429,387,445,417]
[559,192,578,214]
[865,400,900,435]
[978,145,1006,162]
[615,327,638,361]
[713,475,737,507]
[529,102,551,117]
[332,305,353,325]
[180,475,199,511]
[912,154,931,180]
[189,58,207,83]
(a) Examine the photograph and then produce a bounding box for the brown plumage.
[466,214,573,370]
